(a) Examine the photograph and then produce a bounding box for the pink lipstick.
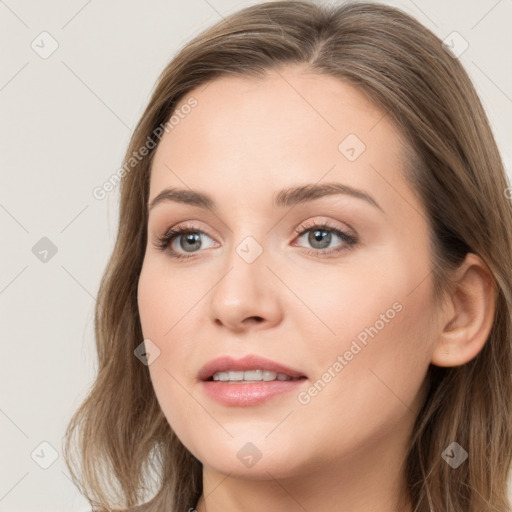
[198,354,307,407]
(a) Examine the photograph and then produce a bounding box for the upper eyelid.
[157,219,353,238]
[295,219,355,236]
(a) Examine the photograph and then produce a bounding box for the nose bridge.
[221,231,269,295]
[234,233,266,266]
[219,211,272,269]
[208,227,283,328]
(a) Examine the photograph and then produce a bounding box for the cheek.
[293,245,435,424]
[281,258,405,363]
[137,257,205,341]
[297,268,435,446]
[137,258,213,451]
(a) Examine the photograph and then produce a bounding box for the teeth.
[212,370,295,382]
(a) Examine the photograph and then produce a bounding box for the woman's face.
[137,65,441,480]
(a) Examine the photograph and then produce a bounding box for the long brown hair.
[63,1,512,510]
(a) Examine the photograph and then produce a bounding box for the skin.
[137,64,495,512]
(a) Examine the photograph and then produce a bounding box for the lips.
[198,354,307,381]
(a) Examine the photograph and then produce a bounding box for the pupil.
[181,233,201,252]
[309,229,331,249]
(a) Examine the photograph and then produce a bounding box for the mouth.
[198,354,307,382]
[198,354,307,407]
[207,370,304,382]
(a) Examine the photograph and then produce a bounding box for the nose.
[208,242,284,332]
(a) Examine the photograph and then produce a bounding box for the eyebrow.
[148,182,384,213]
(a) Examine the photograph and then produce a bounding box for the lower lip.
[201,379,306,407]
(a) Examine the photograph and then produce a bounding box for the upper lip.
[198,355,307,381]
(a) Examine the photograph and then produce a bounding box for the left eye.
[293,221,357,256]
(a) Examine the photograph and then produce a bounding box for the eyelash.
[153,220,357,260]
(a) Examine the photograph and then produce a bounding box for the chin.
[189,437,306,479]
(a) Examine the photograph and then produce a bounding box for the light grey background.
[1,1,511,510]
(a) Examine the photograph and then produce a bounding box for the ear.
[431,253,497,367]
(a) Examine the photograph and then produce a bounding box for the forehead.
[148,66,416,217]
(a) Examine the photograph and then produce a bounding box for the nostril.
[246,316,263,324]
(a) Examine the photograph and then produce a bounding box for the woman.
[63,1,512,511]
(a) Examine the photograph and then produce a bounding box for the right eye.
[154,223,217,259]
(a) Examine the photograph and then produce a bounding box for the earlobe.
[430,253,496,367]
